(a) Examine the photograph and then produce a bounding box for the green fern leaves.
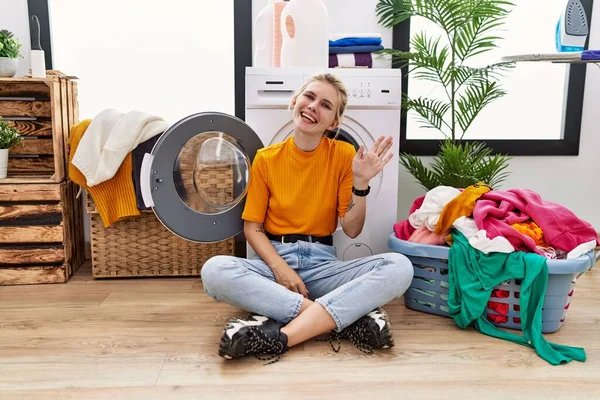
[400,141,512,190]
[376,0,515,190]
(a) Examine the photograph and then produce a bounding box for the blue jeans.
[201,240,414,331]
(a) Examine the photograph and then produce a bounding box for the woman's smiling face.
[292,80,340,136]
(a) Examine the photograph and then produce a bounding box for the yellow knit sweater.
[69,119,140,227]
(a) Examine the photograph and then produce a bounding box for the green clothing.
[448,231,586,365]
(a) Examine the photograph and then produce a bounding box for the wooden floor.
[1,262,599,400]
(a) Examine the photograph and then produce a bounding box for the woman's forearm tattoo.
[347,198,355,212]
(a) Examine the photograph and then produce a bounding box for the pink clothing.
[473,188,599,254]
[393,196,425,240]
[408,226,447,245]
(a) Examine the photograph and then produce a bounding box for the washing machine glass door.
[140,112,264,243]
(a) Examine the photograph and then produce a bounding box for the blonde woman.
[201,72,413,363]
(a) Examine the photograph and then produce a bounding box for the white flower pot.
[0,148,8,179]
[0,57,18,77]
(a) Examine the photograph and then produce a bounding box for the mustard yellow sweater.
[69,120,140,227]
[242,136,355,236]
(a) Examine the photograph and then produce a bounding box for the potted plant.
[0,116,23,178]
[0,29,22,77]
[375,0,514,190]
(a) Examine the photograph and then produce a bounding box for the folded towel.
[71,109,170,187]
[329,45,384,54]
[329,53,391,69]
[330,53,372,68]
[329,38,382,47]
[329,33,382,41]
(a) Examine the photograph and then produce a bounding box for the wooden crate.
[0,180,86,285]
[0,71,78,183]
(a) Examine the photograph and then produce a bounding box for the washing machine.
[136,67,401,262]
[244,67,402,260]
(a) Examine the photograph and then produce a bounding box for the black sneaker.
[323,308,394,354]
[218,314,289,364]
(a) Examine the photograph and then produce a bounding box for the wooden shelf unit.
[0,72,85,285]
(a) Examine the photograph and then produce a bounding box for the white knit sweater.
[71,109,170,187]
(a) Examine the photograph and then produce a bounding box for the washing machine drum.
[139,112,264,243]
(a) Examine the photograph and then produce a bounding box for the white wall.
[48,0,235,125]
[0,0,32,77]
[398,3,600,229]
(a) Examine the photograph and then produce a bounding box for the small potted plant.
[0,29,22,77]
[0,116,23,178]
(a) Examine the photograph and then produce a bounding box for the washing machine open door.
[139,112,264,243]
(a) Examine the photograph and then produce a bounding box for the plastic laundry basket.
[387,233,596,333]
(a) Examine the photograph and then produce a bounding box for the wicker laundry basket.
[86,150,236,278]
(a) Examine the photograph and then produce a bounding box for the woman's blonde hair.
[291,72,348,136]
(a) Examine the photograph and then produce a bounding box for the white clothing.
[71,109,170,186]
[452,216,514,254]
[408,186,461,231]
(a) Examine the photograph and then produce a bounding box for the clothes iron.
[555,0,589,52]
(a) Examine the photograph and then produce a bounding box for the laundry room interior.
[0,0,599,398]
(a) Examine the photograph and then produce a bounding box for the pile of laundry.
[394,182,598,259]
[393,182,599,366]
[68,109,169,228]
[328,33,391,69]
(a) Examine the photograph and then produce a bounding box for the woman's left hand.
[352,135,393,183]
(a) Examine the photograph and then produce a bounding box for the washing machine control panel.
[333,76,401,107]
[246,69,402,109]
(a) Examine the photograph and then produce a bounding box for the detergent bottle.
[279,0,329,68]
[272,0,288,66]
[253,0,275,67]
